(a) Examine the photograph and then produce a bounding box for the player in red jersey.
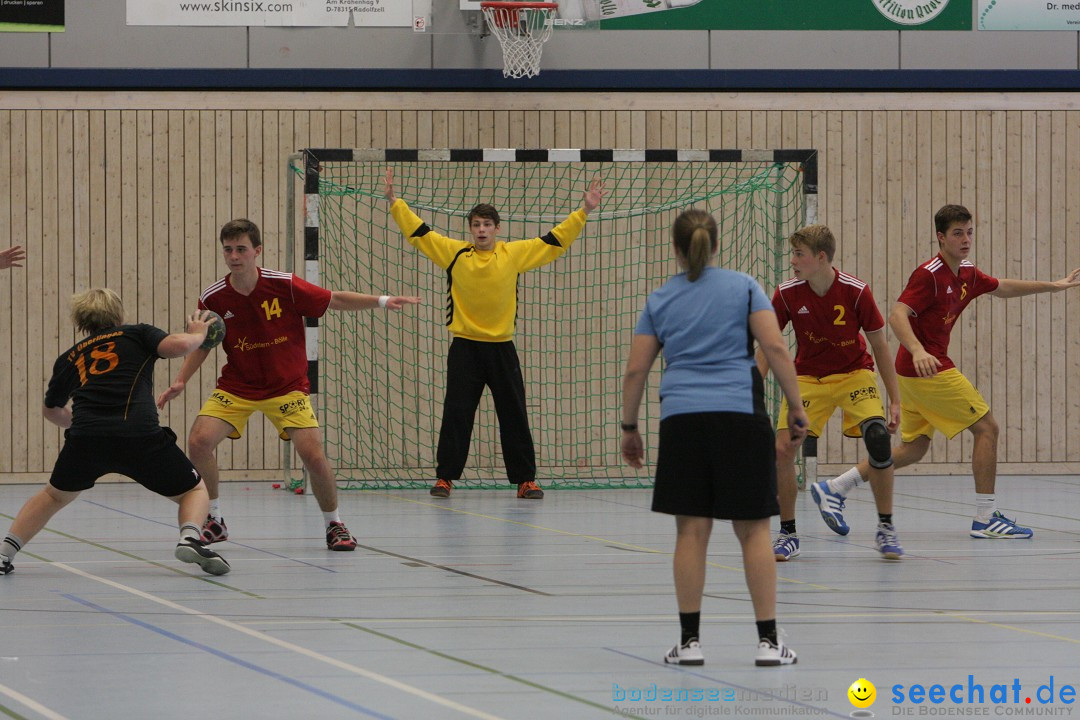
[158,219,420,551]
[828,205,1080,539]
[757,225,902,560]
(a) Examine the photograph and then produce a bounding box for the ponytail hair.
[671,209,718,282]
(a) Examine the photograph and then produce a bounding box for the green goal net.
[306,151,810,489]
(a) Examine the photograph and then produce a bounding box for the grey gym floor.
[1,474,1078,720]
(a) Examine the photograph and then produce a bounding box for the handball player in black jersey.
[0,288,230,576]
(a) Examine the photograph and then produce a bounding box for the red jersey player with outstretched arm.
[829,204,1080,539]
[157,218,420,551]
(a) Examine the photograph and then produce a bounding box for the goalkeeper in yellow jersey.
[385,168,605,498]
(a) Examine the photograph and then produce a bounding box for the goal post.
[300,148,817,489]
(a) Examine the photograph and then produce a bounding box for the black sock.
[679,612,700,645]
[878,513,893,526]
[780,519,797,535]
[756,619,777,644]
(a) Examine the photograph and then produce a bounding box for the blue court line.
[78,499,340,572]
[604,647,852,719]
[61,593,395,720]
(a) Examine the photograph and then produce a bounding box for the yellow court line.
[944,612,1080,645]
[49,562,508,720]
[369,492,836,590]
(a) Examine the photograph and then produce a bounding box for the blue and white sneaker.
[875,522,904,560]
[772,531,801,561]
[970,511,1034,539]
[810,480,850,536]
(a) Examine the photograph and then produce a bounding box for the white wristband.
[378,295,390,309]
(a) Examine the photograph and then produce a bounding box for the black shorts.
[651,412,779,520]
[49,427,202,497]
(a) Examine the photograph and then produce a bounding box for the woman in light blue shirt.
[621,208,808,668]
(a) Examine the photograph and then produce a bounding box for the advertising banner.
[597,0,971,30]
[127,0,411,27]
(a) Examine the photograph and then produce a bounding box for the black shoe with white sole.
[174,538,231,575]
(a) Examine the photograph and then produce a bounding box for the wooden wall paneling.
[24,111,43,472]
[150,111,170,332]
[325,110,342,154]
[462,110,479,147]
[9,111,28,472]
[0,111,10,471]
[536,110,553,149]
[38,111,58,470]
[1049,111,1068,460]
[51,112,75,472]
[1067,111,1080,461]
[447,111,463,148]
[1002,111,1023,464]
[354,109,372,149]
[644,110,660,149]
[491,110,507,146]
[567,109,584,149]
[1035,111,1055,460]
[395,109,415,148]
[628,109,645,148]
[675,110,691,149]
[477,109,494,147]
[600,110,616,148]
[511,110,529,147]
[1017,112,1038,463]
[585,109,601,148]
[8,98,1080,481]
[734,110,751,148]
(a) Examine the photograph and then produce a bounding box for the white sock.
[827,466,864,496]
[179,523,202,542]
[975,494,996,522]
[2,534,23,561]
[323,510,341,526]
[209,500,222,521]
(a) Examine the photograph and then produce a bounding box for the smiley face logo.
[848,678,876,709]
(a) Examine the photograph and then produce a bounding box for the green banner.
[598,0,971,30]
[0,0,64,32]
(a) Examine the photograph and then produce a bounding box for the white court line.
[50,562,506,720]
[0,681,71,720]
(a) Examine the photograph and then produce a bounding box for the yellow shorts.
[198,389,318,440]
[777,369,886,438]
[897,368,989,443]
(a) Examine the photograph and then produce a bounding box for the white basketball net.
[481,4,556,79]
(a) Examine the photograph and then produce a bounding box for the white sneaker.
[663,639,704,666]
[755,636,797,666]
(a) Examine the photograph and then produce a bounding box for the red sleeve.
[896,267,934,316]
[972,266,1000,297]
[290,274,333,318]
[855,285,886,333]
[771,287,789,331]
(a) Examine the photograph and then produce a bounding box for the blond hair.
[71,288,124,335]
[789,224,836,262]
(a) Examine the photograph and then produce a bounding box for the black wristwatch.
[621,422,638,432]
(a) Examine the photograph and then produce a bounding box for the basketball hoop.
[480,1,559,79]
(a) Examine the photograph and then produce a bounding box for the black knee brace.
[861,417,893,469]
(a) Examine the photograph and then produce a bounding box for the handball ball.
[199,310,226,350]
